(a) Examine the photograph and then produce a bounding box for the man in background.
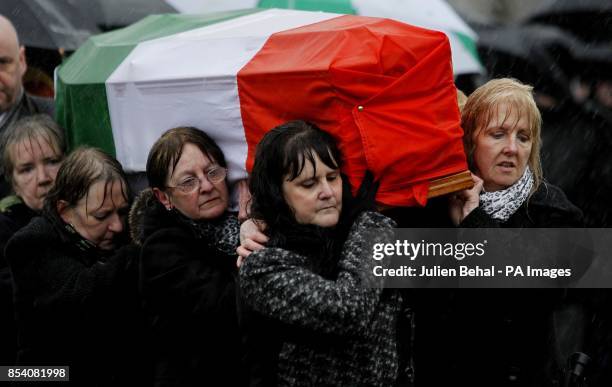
[0,14,54,132]
[0,14,54,195]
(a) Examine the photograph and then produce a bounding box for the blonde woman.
[450,78,583,227]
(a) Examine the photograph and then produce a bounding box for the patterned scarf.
[480,168,534,222]
[171,209,239,256]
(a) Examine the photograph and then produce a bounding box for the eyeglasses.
[166,166,227,194]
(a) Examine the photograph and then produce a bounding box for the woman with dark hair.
[129,126,242,386]
[6,147,142,386]
[238,120,402,386]
[0,114,64,365]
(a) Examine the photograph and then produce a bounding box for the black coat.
[5,213,143,386]
[132,189,243,387]
[0,196,36,366]
[460,181,584,227]
[415,183,585,386]
[0,93,54,134]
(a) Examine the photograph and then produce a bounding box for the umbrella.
[477,24,578,103]
[167,0,484,76]
[61,0,178,31]
[57,9,468,207]
[0,0,100,50]
[524,0,612,42]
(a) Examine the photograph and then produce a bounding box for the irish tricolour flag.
[167,0,483,76]
[57,8,467,207]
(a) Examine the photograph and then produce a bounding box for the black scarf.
[44,210,100,256]
[268,218,352,281]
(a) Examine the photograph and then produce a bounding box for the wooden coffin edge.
[376,170,474,211]
[427,170,474,198]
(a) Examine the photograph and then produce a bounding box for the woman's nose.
[108,213,124,233]
[198,174,214,192]
[36,165,53,186]
[319,180,334,199]
[503,137,518,155]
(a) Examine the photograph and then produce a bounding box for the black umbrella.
[524,0,612,42]
[0,0,100,51]
[61,0,177,31]
[477,24,578,103]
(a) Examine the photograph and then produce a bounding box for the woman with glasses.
[129,126,243,387]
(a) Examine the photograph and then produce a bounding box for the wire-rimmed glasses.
[166,166,227,194]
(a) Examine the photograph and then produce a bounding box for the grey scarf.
[479,168,534,222]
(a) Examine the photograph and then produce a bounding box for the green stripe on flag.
[258,0,356,14]
[454,31,482,66]
[56,9,263,157]
[55,81,116,155]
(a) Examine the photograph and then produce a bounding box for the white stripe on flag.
[352,0,482,75]
[105,9,339,188]
[165,0,259,14]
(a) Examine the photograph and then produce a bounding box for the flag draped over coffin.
[57,8,467,207]
[166,0,484,76]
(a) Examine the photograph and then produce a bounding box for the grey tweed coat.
[240,211,402,387]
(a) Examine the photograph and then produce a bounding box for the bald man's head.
[0,15,27,113]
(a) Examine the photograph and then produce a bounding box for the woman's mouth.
[318,205,338,212]
[199,197,220,208]
[37,188,51,198]
[497,161,517,172]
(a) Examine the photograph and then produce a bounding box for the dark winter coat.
[460,181,584,227]
[0,196,36,366]
[0,93,54,135]
[0,93,55,133]
[5,212,143,386]
[240,211,402,387]
[131,189,243,387]
[414,182,585,386]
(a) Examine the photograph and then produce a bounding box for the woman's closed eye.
[490,131,505,139]
[44,157,62,166]
[518,132,531,143]
[17,165,34,175]
[180,176,198,187]
[93,212,110,221]
[300,179,315,189]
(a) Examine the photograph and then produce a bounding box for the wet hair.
[44,147,130,215]
[146,126,227,190]
[461,78,543,191]
[1,114,65,187]
[249,120,342,231]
